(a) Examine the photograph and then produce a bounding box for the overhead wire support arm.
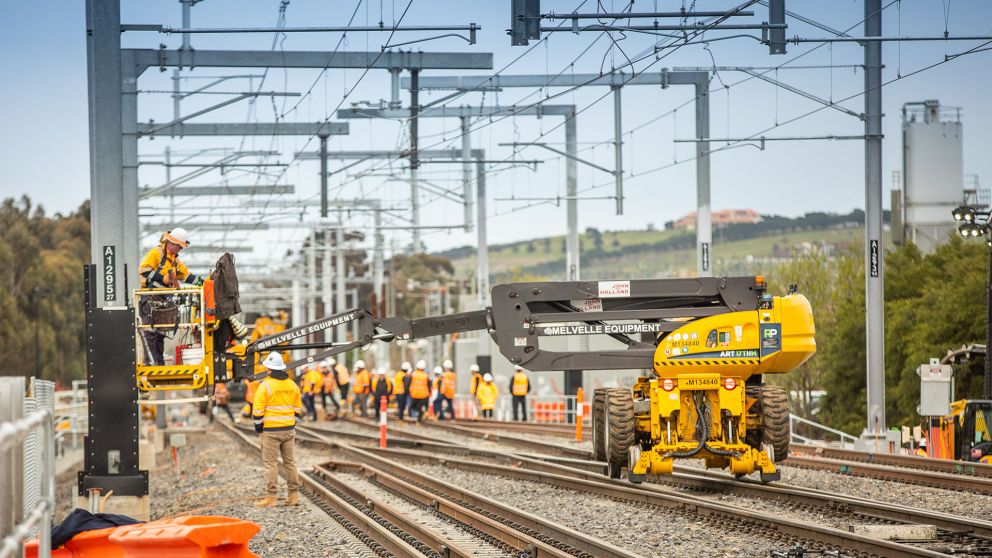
[138,92,300,137]
[540,10,755,20]
[541,23,785,33]
[126,23,480,35]
[738,69,863,119]
[498,142,613,174]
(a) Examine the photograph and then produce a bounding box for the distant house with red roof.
[673,209,763,230]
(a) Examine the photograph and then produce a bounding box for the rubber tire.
[592,389,607,462]
[605,388,635,478]
[746,384,790,462]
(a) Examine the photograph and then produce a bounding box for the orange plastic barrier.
[25,516,259,558]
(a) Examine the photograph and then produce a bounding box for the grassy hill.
[436,210,890,282]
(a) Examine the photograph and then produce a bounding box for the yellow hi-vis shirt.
[302,369,323,394]
[252,375,303,431]
[477,382,498,411]
[138,244,196,288]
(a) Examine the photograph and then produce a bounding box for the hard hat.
[514,365,523,371]
[321,359,332,367]
[261,352,286,371]
[433,366,443,375]
[483,373,493,382]
[355,359,366,369]
[163,227,190,248]
[328,357,337,365]
[401,361,412,371]
[416,360,427,370]
[443,359,453,369]
[470,364,480,372]
[375,367,386,375]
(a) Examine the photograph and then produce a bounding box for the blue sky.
[2,1,991,267]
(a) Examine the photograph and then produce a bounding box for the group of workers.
[292,358,532,421]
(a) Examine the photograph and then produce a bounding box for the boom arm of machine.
[235,276,808,378]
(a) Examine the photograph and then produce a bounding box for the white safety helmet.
[375,367,386,375]
[328,357,337,366]
[483,373,493,382]
[416,360,427,370]
[401,361,412,371]
[442,359,453,369]
[433,366,443,375]
[469,364,480,373]
[163,227,190,248]
[514,365,523,371]
[262,352,286,371]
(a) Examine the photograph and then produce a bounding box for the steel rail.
[785,454,992,495]
[218,421,425,557]
[452,418,583,437]
[296,426,947,557]
[791,443,992,478]
[347,415,593,459]
[301,424,992,555]
[314,462,590,558]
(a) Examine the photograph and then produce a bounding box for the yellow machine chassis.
[133,287,215,392]
[626,293,815,480]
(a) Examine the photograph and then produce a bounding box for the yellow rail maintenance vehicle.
[610,278,816,482]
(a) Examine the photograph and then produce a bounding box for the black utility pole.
[953,204,992,398]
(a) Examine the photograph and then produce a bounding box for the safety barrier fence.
[0,408,54,558]
[452,394,591,424]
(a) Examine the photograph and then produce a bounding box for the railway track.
[783,453,992,495]
[791,443,992,478]
[296,424,963,557]
[219,421,642,558]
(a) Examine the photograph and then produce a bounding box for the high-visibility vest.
[303,369,323,394]
[393,370,407,395]
[335,364,351,385]
[245,379,261,403]
[409,369,430,399]
[353,369,371,394]
[322,371,336,392]
[470,372,483,395]
[477,382,498,410]
[441,371,457,399]
[138,244,195,288]
[512,371,529,396]
[252,375,303,431]
[371,376,393,394]
[432,377,442,394]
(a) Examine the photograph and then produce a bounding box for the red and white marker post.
[379,396,388,448]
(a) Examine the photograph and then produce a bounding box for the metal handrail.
[789,413,858,447]
[0,409,54,558]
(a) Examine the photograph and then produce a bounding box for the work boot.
[285,492,300,506]
[253,496,278,508]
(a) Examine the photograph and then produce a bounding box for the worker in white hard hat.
[370,367,393,420]
[476,373,498,419]
[252,352,303,507]
[137,227,201,365]
[319,359,341,416]
[439,359,457,420]
[431,366,445,418]
[352,359,371,417]
[510,365,531,421]
[405,360,431,422]
[394,362,412,420]
[331,357,351,415]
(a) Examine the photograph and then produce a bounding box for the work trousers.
[139,301,166,365]
[481,409,494,419]
[210,403,235,422]
[409,398,428,422]
[439,396,455,420]
[260,429,299,497]
[302,393,316,421]
[512,395,527,421]
[321,390,340,412]
[355,392,369,417]
[432,396,443,418]
[395,393,408,420]
[338,382,350,402]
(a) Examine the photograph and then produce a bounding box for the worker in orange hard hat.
[137,227,202,366]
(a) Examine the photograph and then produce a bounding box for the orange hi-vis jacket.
[353,368,371,394]
[511,371,530,396]
[335,364,351,385]
[408,369,430,399]
[302,369,323,395]
[371,375,393,394]
[252,373,303,431]
[441,371,457,399]
[322,371,337,393]
[393,370,406,395]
